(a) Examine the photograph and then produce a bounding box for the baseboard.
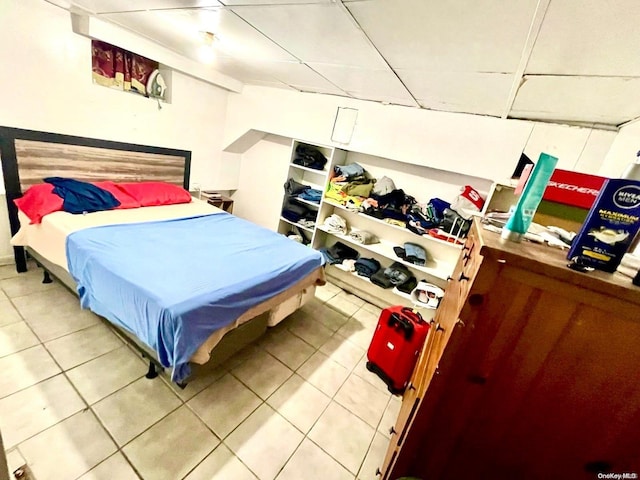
[0,255,14,266]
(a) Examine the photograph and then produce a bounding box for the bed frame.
[0,126,190,272]
[0,126,313,385]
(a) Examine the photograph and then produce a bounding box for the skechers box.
[485,169,607,232]
[567,179,640,272]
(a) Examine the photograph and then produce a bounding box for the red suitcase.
[366,306,430,394]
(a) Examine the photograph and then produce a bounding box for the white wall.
[0,0,231,264]
[232,134,292,230]
[224,86,616,180]
[601,119,640,255]
[599,119,640,178]
[223,85,616,231]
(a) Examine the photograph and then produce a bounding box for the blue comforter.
[66,212,324,382]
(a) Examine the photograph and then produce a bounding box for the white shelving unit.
[278,140,346,246]
[315,224,452,281]
[323,199,464,250]
[277,138,488,308]
[280,216,314,234]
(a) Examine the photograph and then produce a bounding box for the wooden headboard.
[0,126,192,271]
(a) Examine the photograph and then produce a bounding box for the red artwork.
[91,40,158,96]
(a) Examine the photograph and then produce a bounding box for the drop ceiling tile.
[258,62,339,88]
[208,56,283,82]
[245,79,297,90]
[73,0,221,14]
[296,85,350,97]
[397,70,514,117]
[348,92,417,108]
[346,0,539,72]
[103,8,296,63]
[510,75,640,125]
[230,4,387,68]
[527,0,640,76]
[308,63,416,105]
[211,58,346,94]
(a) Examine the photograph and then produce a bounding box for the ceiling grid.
[59,0,640,126]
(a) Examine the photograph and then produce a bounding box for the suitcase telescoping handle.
[388,312,415,341]
[401,307,424,323]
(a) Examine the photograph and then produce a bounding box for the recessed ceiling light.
[200,31,216,46]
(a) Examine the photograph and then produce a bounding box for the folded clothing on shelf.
[370,189,412,210]
[394,243,427,266]
[404,243,427,266]
[384,261,412,285]
[323,214,348,235]
[324,182,365,209]
[282,198,315,223]
[282,202,308,222]
[370,267,393,289]
[320,241,359,265]
[406,207,437,235]
[384,218,406,228]
[354,257,381,278]
[298,219,315,228]
[349,230,378,245]
[335,259,357,272]
[297,188,322,203]
[293,144,327,170]
[334,163,365,180]
[287,233,303,243]
[284,178,310,196]
[371,176,396,196]
[396,275,417,294]
[341,180,375,197]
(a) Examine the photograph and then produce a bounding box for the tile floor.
[0,263,401,480]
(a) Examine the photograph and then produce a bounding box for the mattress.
[11,200,325,381]
[11,198,222,270]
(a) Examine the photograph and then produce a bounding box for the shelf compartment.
[316,225,452,281]
[291,196,321,208]
[322,200,463,250]
[325,265,438,319]
[289,163,329,175]
[279,216,315,234]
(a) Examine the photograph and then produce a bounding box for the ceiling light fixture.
[198,31,217,64]
[201,31,216,46]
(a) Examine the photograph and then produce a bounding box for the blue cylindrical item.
[501,152,559,242]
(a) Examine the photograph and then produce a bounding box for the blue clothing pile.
[44,177,120,214]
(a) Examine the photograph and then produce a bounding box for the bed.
[1,127,325,384]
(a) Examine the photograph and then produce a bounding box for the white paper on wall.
[331,107,358,144]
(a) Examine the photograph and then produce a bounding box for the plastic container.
[567,178,640,272]
[501,152,558,242]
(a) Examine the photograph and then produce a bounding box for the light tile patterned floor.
[0,265,398,480]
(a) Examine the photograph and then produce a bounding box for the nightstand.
[205,194,234,213]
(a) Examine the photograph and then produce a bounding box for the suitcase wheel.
[366,362,405,395]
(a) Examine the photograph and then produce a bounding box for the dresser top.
[474,219,640,307]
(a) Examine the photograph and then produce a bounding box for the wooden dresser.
[380,219,640,479]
